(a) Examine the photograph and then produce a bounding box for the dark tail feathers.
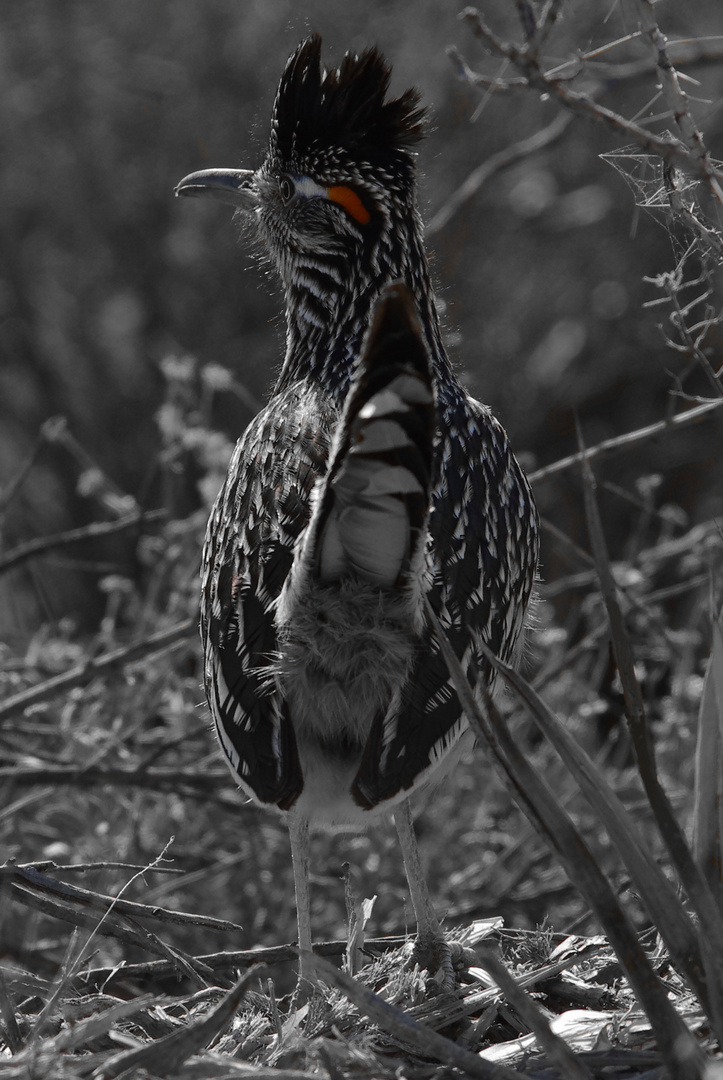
[315,282,436,587]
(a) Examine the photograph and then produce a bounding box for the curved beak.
[174,168,259,211]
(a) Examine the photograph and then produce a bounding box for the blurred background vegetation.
[1,0,721,642]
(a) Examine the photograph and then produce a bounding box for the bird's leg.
[288,811,317,1000]
[394,797,455,991]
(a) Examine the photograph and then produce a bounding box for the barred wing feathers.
[201,384,333,809]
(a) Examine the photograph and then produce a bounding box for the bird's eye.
[279,176,295,203]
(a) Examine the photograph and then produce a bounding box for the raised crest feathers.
[269,35,426,169]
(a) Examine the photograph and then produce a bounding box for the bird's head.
[176,35,427,291]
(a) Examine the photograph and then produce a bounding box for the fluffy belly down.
[275,577,431,827]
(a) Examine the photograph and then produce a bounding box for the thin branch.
[0,418,68,514]
[570,35,723,78]
[426,110,572,236]
[0,509,167,576]
[661,274,723,395]
[636,0,723,205]
[0,618,197,722]
[457,8,723,187]
[13,880,190,970]
[527,397,723,485]
[455,38,723,91]
[76,936,408,989]
[5,864,245,933]
[0,764,228,792]
[49,422,141,518]
[14,859,184,876]
[18,848,223,1006]
[534,0,564,49]
[0,764,250,812]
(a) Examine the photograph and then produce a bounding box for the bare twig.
[77,936,408,989]
[527,398,723,485]
[14,889,186,996]
[51,422,141,518]
[52,993,160,1052]
[0,766,251,813]
[0,765,251,813]
[5,864,245,933]
[0,618,197,721]
[0,765,224,790]
[636,0,723,205]
[14,859,184,875]
[554,36,723,82]
[456,9,723,188]
[426,110,572,236]
[656,269,723,396]
[21,849,223,1023]
[0,509,167,576]
[533,0,564,49]
[452,37,723,91]
[0,418,68,515]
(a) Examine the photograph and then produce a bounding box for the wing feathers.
[201,281,539,818]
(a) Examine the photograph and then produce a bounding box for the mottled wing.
[433,391,538,667]
[353,391,538,807]
[201,382,334,808]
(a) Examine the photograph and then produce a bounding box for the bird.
[175,35,539,991]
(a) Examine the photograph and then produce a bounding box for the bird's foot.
[406,934,476,994]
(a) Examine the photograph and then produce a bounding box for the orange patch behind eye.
[327,185,371,225]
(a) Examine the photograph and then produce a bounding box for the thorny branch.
[454,8,723,201]
[635,0,723,204]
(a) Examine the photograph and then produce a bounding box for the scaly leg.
[288,811,315,996]
[394,797,454,990]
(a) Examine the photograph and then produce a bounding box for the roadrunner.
[176,36,538,988]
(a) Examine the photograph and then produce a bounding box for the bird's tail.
[312,282,436,589]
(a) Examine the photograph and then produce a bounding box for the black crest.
[269,35,426,170]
